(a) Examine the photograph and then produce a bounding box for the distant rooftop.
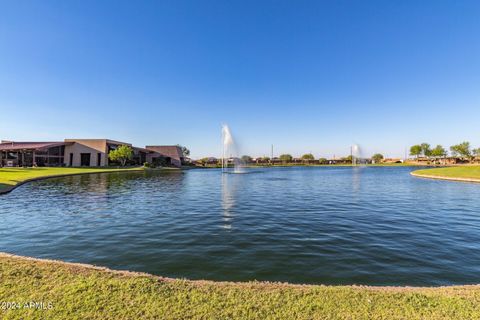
[64,138,132,146]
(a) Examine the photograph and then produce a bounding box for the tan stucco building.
[0,138,184,168]
[64,139,131,167]
[145,145,184,167]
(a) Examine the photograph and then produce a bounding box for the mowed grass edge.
[0,167,145,193]
[412,166,480,182]
[1,253,480,320]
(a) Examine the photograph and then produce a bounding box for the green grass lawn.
[412,166,480,180]
[0,167,144,192]
[0,253,479,319]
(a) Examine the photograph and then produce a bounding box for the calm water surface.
[1,166,480,286]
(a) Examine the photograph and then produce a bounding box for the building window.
[80,153,91,166]
[97,153,101,166]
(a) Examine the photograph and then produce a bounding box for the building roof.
[133,146,155,153]
[145,145,183,159]
[0,141,66,151]
[64,138,132,146]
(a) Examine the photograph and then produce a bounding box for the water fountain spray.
[221,125,233,172]
[221,124,244,173]
[351,144,363,166]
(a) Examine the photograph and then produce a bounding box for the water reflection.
[221,173,238,230]
[40,172,144,194]
[351,166,364,194]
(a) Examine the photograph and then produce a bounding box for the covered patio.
[0,141,67,167]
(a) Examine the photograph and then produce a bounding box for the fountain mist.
[222,124,244,173]
[351,144,366,166]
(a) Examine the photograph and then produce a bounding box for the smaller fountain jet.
[351,144,366,166]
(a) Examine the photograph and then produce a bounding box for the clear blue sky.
[0,1,479,159]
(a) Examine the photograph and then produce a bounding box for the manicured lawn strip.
[0,167,144,193]
[1,253,480,319]
[412,166,480,181]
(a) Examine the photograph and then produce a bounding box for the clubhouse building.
[0,139,185,168]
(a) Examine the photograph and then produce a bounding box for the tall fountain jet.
[221,124,243,173]
[351,144,363,166]
[222,124,232,172]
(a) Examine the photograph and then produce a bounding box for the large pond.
[1,166,480,286]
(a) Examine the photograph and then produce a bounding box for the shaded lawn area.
[413,166,480,180]
[0,253,480,320]
[0,167,144,192]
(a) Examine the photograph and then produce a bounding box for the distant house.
[145,145,185,167]
[208,157,219,164]
[439,157,469,165]
[194,157,219,166]
[253,157,270,164]
[271,157,282,165]
[328,158,351,165]
[406,157,469,165]
[382,158,403,164]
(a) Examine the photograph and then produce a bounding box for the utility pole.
[271,144,273,161]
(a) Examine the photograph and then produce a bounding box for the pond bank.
[0,167,178,195]
[1,252,480,319]
[411,166,480,183]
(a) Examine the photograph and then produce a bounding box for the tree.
[198,157,210,164]
[473,148,480,157]
[279,154,293,163]
[108,145,133,166]
[450,142,471,159]
[241,155,252,163]
[318,158,328,164]
[420,143,432,157]
[177,145,190,157]
[410,145,422,159]
[372,153,384,163]
[301,153,315,161]
[431,145,447,158]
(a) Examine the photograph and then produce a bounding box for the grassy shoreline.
[0,167,146,194]
[1,252,480,319]
[199,162,426,169]
[412,166,480,183]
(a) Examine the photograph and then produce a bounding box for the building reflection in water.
[43,172,149,215]
[59,172,132,194]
